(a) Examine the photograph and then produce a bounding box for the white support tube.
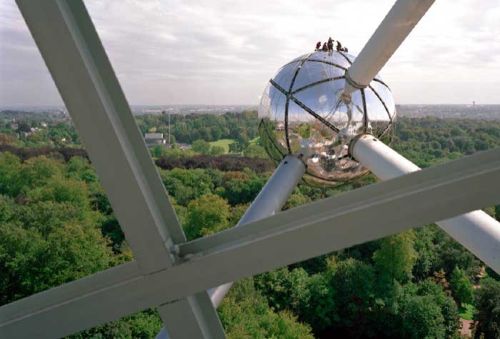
[351,135,500,272]
[157,155,306,338]
[344,0,435,95]
[209,155,306,307]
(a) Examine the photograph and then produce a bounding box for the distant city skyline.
[1,0,500,106]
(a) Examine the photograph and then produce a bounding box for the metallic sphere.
[258,50,396,183]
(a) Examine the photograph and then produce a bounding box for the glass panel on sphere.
[349,88,367,135]
[292,58,344,91]
[288,53,309,64]
[293,80,347,130]
[258,84,272,119]
[308,51,352,69]
[370,81,396,121]
[270,88,287,122]
[364,87,391,123]
[338,51,354,64]
[272,61,302,90]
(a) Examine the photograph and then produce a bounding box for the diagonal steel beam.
[16,0,224,337]
[179,147,500,257]
[351,135,500,272]
[2,147,499,338]
[158,292,225,339]
[16,0,182,272]
[344,0,435,94]
[157,156,305,338]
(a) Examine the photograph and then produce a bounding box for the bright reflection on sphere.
[258,51,396,184]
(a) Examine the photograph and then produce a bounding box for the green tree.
[303,272,335,332]
[0,152,22,196]
[325,257,376,336]
[415,279,460,338]
[373,231,417,283]
[209,145,225,156]
[284,193,311,210]
[474,277,500,339]
[0,205,112,304]
[191,139,211,154]
[219,172,266,206]
[27,177,89,208]
[19,156,64,192]
[184,194,231,240]
[450,266,474,305]
[228,140,245,153]
[219,279,314,339]
[71,309,163,339]
[66,156,97,184]
[399,293,446,339]
[161,168,214,206]
[47,122,77,145]
[150,145,168,158]
[254,267,311,314]
[0,155,115,305]
[434,229,482,279]
[243,144,267,158]
[413,225,439,280]
[17,121,31,133]
[255,266,335,334]
[229,203,248,226]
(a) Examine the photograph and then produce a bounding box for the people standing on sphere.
[315,38,348,53]
[336,40,343,52]
[327,37,334,55]
[335,40,349,53]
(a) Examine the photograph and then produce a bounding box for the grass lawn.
[459,303,475,320]
[249,136,260,145]
[209,139,235,153]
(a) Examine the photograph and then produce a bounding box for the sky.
[1,0,499,106]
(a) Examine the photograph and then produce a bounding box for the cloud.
[1,0,499,105]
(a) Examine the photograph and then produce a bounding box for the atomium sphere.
[258,50,396,183]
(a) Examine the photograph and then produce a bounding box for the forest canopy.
[0,111,499,338]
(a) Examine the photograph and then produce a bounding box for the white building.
[144,132,166,146]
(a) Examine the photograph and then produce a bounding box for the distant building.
[144,132,166,146]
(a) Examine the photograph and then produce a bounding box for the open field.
[209,138,235,153]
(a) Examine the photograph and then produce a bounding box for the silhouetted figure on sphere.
[336,40,343,52]
[327,37,334,55]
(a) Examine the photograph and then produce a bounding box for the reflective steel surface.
[258,50,396,183]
